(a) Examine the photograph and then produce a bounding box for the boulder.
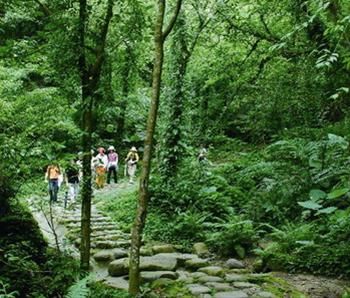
[193,242,209,257]
[225,258,245,269]
[93,250,113,262]
[198,266,225,277]
[108,258,129,277]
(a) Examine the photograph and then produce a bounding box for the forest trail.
[27,182,348,298]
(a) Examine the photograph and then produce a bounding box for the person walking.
[125,146,139,183]
[94,147,108,189]
[45,162,61,202]
[107,146,118,184]
[65,159,80,203]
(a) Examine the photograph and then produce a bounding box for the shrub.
[205,214,258,258]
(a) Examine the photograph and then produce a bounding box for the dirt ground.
[274,272,349,298]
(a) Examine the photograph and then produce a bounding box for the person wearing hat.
[125,146,139,183]
[94,147,108,188]
[107,145,118,184]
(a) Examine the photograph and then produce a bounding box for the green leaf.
[297,201,322,210]
[316,207,337,215]
[309,189,326,202]
[327,188,349,199]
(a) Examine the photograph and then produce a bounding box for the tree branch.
[162,0,183,40]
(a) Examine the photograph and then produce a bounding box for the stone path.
[51,201,278,297]
[28,187,302,297]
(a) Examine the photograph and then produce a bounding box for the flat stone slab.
[190,272,208,279]
[152,244,176,254]
[186,284,211,295]
[214,291,248,298]
[205,282,232,292]
[140,271,178,282]
[141,254,178,271]
[108,254,178,277]
[233,281,256,288]
[225,273,247,282]
[198,275,224,283]
[185,258,210,269]
[198,266,224,277]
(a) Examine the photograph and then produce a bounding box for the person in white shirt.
[94,147,108,188]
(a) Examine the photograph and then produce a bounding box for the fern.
[65,276,91,298]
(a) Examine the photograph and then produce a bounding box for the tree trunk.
[79,0,114,271]
[128,0,183,294]
[160,14,188,178]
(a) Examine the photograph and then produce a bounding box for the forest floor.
[27,179,350,297]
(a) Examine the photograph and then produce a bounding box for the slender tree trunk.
[160,14,188,178]
[79,0,114,271]
[128,0,183,294]
[78,0,92,271]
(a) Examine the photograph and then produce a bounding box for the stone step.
[59,216,111,224]
[65,221,116,228]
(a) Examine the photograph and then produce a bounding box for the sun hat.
[131,146,137,152]
[108,146,115,151]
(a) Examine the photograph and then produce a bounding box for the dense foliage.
[1,0,350,295]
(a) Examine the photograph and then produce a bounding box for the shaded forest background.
[1,0,350,297]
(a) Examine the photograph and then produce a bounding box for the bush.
[205,214,258,258]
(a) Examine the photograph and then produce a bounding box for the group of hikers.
[45,146,140,203]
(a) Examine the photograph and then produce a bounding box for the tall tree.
[78,0,114,271]
[128,0,183,294]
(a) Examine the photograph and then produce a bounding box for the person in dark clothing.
[65,159,80,202]
[107,145,118,184]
